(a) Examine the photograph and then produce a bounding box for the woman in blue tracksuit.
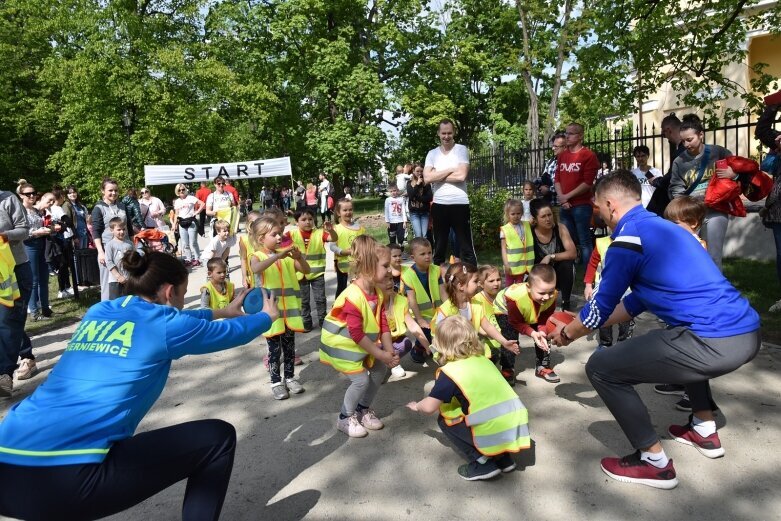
[0,250,278,521]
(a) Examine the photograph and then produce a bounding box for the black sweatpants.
[0,419,236,521]
[387,222,405,245]
[431,203,477,266]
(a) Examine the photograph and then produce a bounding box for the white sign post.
[144,156,292,186]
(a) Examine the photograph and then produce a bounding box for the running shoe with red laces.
[668,420,725,459]
[600,451,679,490]
[535,366,560,383]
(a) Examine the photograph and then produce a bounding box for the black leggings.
[0,419,236,521]
[551,260,574,309]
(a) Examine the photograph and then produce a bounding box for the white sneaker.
[357,408,384,430]
[391,365,406,378]
[0,374,11,397]
[336,414,368,438]
[15,359,39,381]
[285,377,305,394]
[769,299,781,313]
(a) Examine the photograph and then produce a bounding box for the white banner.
[144,156,292,186]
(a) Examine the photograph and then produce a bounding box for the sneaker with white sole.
[668,419,725,459]
[0,374,12,398]
[15,359,39,381]
[493,453,516,473]
[357,408,384,430]
[391,365,406,378]
[271,382,289,400]
[654,384,686,396]
[285,377,304,394]
[337,414,368,438]
[600,451,678,490]
[457,459,501,481]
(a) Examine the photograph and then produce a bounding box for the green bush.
[468,184,513,252]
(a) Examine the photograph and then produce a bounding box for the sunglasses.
[141,190,149,194]
[177,189,186,193]
[21,192,37,197]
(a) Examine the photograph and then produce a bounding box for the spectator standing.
[396,164,412,193]
[530,199,577,311]
[205,176,235,236]
[384,185,407,245]
[121,189,144,234]
[756,90,781,312]
[318,174,331,222]
[423,119,477,266]
[61,185,89,249]
[49,189,74,299]
[304,183,319,226]
[223,179,239,207]
[630,145,662,208]
[194,181,212,237]
[173,183,205,267]
[18,184,54,320]
[536,133,565,207]
[646,114,686,216]
[294,181,306,209]
[138,187,166,229]
[92,178,132,302]
[556,122,599,266]
[407,163,433,238]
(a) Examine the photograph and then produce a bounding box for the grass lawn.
[25,277,100,335]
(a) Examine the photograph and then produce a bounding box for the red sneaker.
[668,422,725,459]
[600,451,678,490]
[535,366,560,383]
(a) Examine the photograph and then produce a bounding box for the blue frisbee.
[242,288,265,314]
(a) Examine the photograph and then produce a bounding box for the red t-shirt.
[342,289,390,343]
[195,187,212,204]
[557,147,599,207]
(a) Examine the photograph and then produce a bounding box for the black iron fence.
[470,110,779,195]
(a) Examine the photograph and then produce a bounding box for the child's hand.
[406,401,419,412]
[502,338,520,355]
[504,264,511,276]
[417,318,430,330]
[531,331,549,351]
[584,284,593,301]
[323,221,334,233]
[289,246,303,260]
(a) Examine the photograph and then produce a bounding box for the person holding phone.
[630,145,662,208]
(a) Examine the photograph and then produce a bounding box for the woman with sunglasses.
[17,180,55,322]
[92,178,132,301]
[173,183,205,266]
[138,187,166,229]
[205,176,235,236]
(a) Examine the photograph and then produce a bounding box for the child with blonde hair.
[407,315,530,481]
[474,265,518,378]
[239,210,262,289]
[250,216,310,400]
[200,219,236,266]
[320,235,400,437]
[331,198,365,298]
[500,199,534,286]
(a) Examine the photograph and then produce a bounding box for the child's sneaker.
[409,346,426,364]
[357,408,384,430]
[535,366,560,383]
[668,420,725,459]
[457,459,501,481]
[271,382,289,400]
[600,451,678,490]
[493,453,516,473]
[500,369,515,386]
[337,414,368,438]
[285,377,304,394]
[391,364,406,378]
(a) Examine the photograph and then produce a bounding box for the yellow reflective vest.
[288,228,327,281]
[200,280,234,310]
[494,283,557,325]
[594,236,612,285]
[252,250,304,337]
[384,292,409,339]
[320,283,383,374]
[0,240,19,308]
[432,298,492,358]
[438,356,530,455]
[333,223,365,274]
[400,265,442,322]
[501,222,534,276]
[239,234,257,286]
[473,291,501,350]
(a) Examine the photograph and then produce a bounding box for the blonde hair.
[434,315,484,362]
[503,198,523,223]
[213,219,230,232]
[250,216,278,248]
[174,183,188,194]
[478,264,500,283]
[16,179,33,195]
[350,235,388,280]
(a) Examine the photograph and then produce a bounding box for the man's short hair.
[206,257,227,273]
[566,122,584,135]
[633,145,650,156]
[438,118,455,129]
[594,169,641,200]
[661,113,681,128]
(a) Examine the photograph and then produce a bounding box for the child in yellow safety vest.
[286,208,338,331]
[493,264,559,384]
[319,236,400,438]
[238,210,262,289]
[431,263,518,360]
[474,265,515,378]
[407,314,530,481]
[500,199,534,287]
[250,216,311,401]
[331,198,365,299]
[380,274,432,379]
[400,237,446,363]
[200,257,240,310]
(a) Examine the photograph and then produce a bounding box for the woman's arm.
[556,224,578,261]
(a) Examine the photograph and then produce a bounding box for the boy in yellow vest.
[400,237,446,363]
[200,257,237,310]
[407,315,530,481]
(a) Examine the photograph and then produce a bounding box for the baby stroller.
[133,229,176,255]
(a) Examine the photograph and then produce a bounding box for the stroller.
[133,229,176,255]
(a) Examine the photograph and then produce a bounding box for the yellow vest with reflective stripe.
[400,265,442,321]
[239,234,257,285]
[253,250,304,337]
[473,291,501,350]
[333,223,365,274]
[503,283,557,325]
[385,293,409,339]
[200,280,234,310]
[438,356,530,455]
[320,283,383,374]
[0,240,19,308]
[501,222,534,276]
[594,236,612,285]
[432,299,492,358]
[288,228,327,280]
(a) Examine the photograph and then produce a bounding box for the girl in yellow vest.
[250,216,311,401]
[199,257,237,310]
[238,210,262,289]
[407,315,530,481]
[319,236,400,438]
[500,199,535,286]
[380,274,432,378]
[431,263,519,359]
[330,199,365,299]
[475,265,516,376]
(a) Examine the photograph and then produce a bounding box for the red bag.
[704,175,745,217]
[743,170,774,201]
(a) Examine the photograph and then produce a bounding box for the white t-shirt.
[424,144,470,205]
[139,196,166,228]
[174,195,200,219]
[630,167,662,208]
[318,180,330,212]
[206,191,233,212]
[396,173,411,191]
[201,235,237,261]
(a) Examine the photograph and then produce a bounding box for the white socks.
[692,415,717,437]
[641,449,669,468]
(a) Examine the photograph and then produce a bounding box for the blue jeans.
[179,222,201,261]
[771,222,781,288]
[0,262,33,375]
[409,213,429,239]
[23,238,50,314]
[560,204,593,266]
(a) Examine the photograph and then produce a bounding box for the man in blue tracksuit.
[550,170,760,490]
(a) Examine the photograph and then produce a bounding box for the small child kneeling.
[407,315,530,481]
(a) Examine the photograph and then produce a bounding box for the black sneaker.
[457,459,501,481]
[654,384,685,396]
[493,453,516,473]
[674,394,719,413]
[409,346,426,364]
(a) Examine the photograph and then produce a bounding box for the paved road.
[2,235,780,521]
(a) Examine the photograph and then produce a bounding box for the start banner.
[144,156,292,186]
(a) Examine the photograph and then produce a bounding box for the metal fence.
[470,110,779,195]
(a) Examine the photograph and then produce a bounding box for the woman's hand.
[716,165,736,179]
[540,254,552,265]
[501,338,520,354]
[261,290,279,322]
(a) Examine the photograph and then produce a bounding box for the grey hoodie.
[0,191,30,264]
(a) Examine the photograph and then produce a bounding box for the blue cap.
[242,288,264,314]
